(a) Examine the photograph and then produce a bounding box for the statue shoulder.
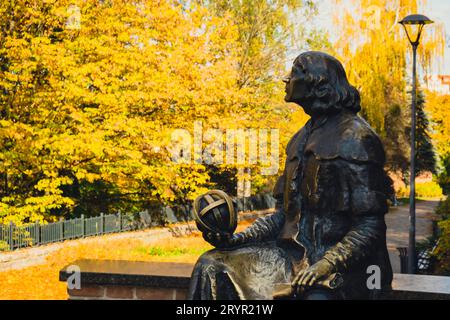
[305,113,385,165]
[285,122,309,158]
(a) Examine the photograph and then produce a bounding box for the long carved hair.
[293,51,361,115]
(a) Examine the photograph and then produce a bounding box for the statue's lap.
[192,242,294,299]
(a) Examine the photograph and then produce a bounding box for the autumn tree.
[0,0,327,224]
[196,0,326,195]
[426,91,450,194]
[0,0,244,224]
[330,0,445,180]
[198,0,320,88]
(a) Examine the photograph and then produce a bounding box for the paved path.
[385,200,440,273]
[0,227,185,272]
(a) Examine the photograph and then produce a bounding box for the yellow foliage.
[425,92,450,158]
[331,0,445,133]
[397,181,443,199]
[0,0,314,223]
[0,1,239,221]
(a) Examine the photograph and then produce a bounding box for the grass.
[134,246,208,257]
[396,196,445,205]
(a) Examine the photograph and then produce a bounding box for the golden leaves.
[0,0,313,223]
[331,0,445,133]
[425,91,450,157]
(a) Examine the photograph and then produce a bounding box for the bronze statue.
[188,51,393,300]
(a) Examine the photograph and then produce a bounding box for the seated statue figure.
[187,51,393,300]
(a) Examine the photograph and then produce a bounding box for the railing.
[0,193,277,252]
[0,212,136,251]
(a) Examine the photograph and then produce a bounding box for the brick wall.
[59,260,193,300]
[68,284,187,300]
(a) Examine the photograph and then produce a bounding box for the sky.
[302,0,450,74]
[426,0,450,74]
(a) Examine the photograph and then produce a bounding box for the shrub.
[397,181,443,199]
[433,197,450,275]
[437,153,450,195]
[0,240,9,252]
[435,196,450,219]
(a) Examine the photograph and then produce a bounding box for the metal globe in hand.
[193,190,237,236]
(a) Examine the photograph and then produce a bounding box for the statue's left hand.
[291,259,334,294]
[203,231,242,249]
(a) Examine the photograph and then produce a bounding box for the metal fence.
[0,194,277,252]
[0,212,135,251]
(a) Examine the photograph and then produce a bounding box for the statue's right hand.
[202,232,241,249]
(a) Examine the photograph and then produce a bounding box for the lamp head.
[399,14,433,25]
[399,14,434,46]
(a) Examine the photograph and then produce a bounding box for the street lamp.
[399,14,433,274]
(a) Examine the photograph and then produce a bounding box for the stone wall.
[68,285,187,300]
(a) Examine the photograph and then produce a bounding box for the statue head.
[283,51,361,117]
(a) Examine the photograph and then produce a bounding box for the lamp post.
[399,14,433,274]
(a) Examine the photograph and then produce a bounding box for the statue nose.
[282,76,290,84]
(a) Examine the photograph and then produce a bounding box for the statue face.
[283,51,361,117]
[283,65,310,105]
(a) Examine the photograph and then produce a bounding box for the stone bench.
[59,260,192,300]
[59,259,450,300]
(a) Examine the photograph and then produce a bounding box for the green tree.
[415,89,436,176]
[437,154,450,195]
[383,104,410,181]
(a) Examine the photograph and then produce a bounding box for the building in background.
[425,74,450,94]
